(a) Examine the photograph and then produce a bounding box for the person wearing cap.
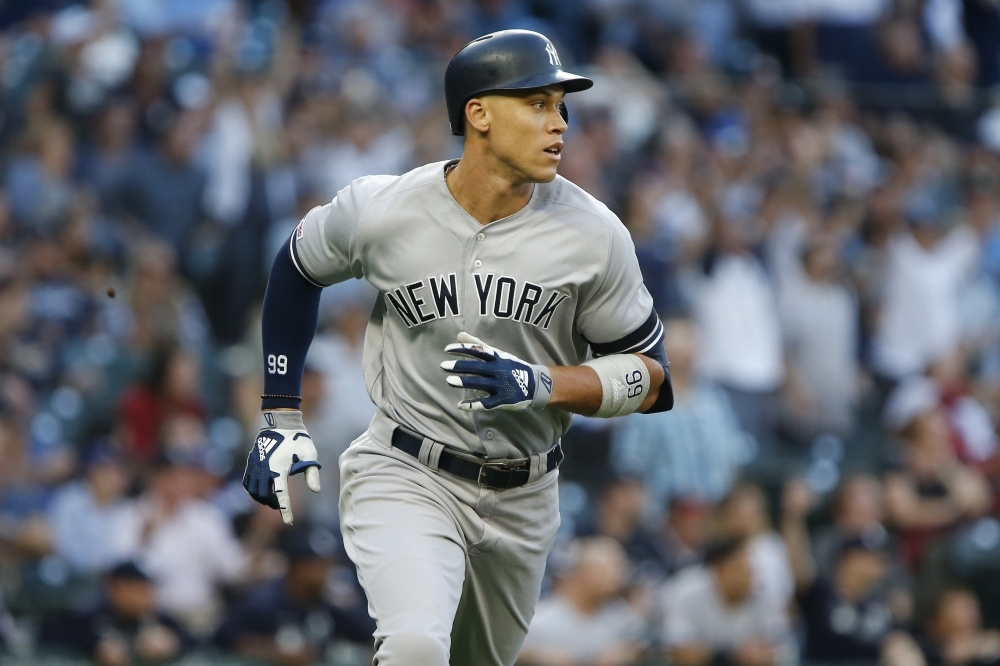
[213,525,375,664]
[782,480,924,666]
[882,376,991,569]
[47,442,133,573]
[38,561,192,665]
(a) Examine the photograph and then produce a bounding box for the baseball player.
[243,29,673,666]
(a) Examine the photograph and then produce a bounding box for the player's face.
[478,85,567,183]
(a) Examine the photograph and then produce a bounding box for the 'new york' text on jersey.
[290,160,659,458]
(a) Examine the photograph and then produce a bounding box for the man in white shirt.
[695,221,783,449]
[871,195,978,381]
[116,457,249,636]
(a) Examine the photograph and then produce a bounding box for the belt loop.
[527,451,546,485]
[419,437,445,470]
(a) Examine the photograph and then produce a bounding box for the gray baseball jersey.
[290,159,661,457]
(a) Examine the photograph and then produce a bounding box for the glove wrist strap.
[262,409,305,430]
[530,365,553,410]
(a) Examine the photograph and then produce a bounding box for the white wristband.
[581,354,649,418]
[262,410,304,430]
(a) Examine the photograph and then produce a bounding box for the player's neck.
[446,152,534,226]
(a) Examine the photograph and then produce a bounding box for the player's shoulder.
[533,176,633,259]
[349,161,449,204]
[533,175,622,230]
[334,161,448,212]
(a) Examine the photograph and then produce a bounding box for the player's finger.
[256,473,272,504]
[457,331,487,346]
[440,359,495,376]
[446,375,496,393]
[271,471,294,525]
[443,345,495,362]
[304,466,321,493]
[458,398,488,411]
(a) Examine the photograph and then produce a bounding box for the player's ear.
[465,98,490,134]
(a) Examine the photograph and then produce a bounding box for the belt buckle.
[478,461,510,488]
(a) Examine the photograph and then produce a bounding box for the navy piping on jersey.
[289,235,326,288]
[589,310,662,356]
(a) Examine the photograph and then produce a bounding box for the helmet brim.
[453,70,593,135]
[475,69,593,97]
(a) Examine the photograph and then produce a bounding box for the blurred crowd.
[1,0,1000,664]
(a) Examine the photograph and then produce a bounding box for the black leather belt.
[390,427,563,490]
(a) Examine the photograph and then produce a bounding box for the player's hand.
[242,410,321,525]
[440,332,552,411]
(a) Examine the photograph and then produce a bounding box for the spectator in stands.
[116,109,208,257]
[717,483,795,620]
[658,498,712,576]
[103,239,211,355]
[921,587,1000,666]
[882,377,992,569]
[48,443,133,573]
[575,475,663,580]
[612,317,751,520]
[871,193,979,383]
[115,455,249,635]
[777,235,860,438]
[4,119,76,233]
[518,536,647,666]
[783,483,924,666]
[214,525,374,663]
[661,536,793,666]
[117,343,205,464]
[812,474,889,576]
[39,561,192,665]
[694,216,784,451]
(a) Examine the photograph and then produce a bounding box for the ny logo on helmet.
[545,43,560,67]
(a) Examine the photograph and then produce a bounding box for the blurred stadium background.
[2,0,1000,664]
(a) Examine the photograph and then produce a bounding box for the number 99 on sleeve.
[267,354,288,375]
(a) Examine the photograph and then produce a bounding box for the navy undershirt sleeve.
[260,243,323,410]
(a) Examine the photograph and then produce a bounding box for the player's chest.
[360,214,597,331]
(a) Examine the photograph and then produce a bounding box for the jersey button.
[485,430,495,440]
[477,232,486,241]
[474,260,482,268]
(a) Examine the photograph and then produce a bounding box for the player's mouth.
[543,142,563,160]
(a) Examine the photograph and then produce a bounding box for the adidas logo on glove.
[512,369,530,396]
[257,435,279,461]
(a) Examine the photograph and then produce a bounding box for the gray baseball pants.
[338,415,561,666]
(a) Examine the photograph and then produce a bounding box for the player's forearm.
[547,353,665,415]
[260,246,322,410]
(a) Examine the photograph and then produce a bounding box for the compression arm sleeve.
[260,244,322,410]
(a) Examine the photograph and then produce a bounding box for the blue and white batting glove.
[441,332,553,411]
[242,410,321,525]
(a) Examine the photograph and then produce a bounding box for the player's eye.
[532,101,545,109]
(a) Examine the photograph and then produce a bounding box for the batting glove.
[441,332,553,411]
[242,410,321,525]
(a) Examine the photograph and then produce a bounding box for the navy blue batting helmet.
[444,30,593,136]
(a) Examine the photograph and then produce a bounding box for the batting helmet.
[445,30,593,136]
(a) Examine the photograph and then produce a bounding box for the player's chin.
[526,162,559,183]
